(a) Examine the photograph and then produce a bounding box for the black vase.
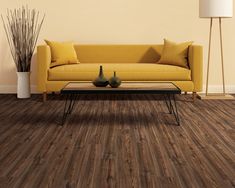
[109,71,121,88]
[93,65,109,87]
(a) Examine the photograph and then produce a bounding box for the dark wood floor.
[0,94,234,188]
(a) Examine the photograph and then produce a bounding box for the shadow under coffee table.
[60,82,181,126]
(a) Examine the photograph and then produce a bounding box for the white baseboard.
[0,84,234,94]
[201,85,235,94]
[0,85,39,94]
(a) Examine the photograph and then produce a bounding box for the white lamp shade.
[199,0,233,18]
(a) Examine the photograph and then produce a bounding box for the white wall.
[0,0,235,93]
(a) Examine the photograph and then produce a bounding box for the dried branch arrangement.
[1,6,45,72]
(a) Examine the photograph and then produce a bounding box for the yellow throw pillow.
[157,39,193,68]
[45,40,79,67]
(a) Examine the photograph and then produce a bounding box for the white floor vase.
[17,72,31,99]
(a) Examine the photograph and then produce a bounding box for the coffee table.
[60,82,181,126]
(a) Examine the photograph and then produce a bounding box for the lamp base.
[198,93,234,100]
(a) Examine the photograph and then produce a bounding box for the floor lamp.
[199,0,234,99]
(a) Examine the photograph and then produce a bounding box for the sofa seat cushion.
[48,63,191,81]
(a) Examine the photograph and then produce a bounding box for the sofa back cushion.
[74,45,163,64]
[157,39,193,68]
[45,40,79,67]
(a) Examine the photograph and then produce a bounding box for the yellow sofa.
[37,44,203,101]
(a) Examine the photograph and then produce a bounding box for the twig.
[1,6,45,72]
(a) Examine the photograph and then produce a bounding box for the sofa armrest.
[188,45,203,92]
[37,45,51,92]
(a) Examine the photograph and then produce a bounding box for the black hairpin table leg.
[164,94,180,126]
[61,94,77,125]
[164,94,173,114]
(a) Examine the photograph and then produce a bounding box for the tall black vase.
[93,65,109,87]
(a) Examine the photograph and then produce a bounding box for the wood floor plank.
[0,94,234,188]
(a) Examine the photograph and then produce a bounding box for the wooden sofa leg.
[43,92,47,102]
[192,92,197,101]
[184,92,187,95]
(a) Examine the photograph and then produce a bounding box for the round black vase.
[93,65,109,87]
[109,71,121,88]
